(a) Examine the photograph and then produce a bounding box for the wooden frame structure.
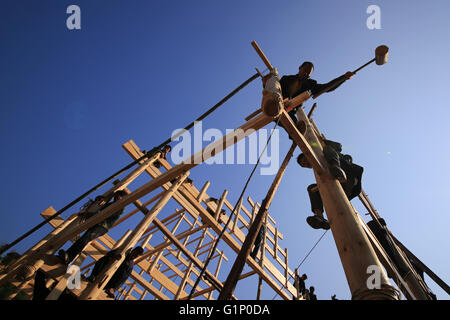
[1,135,305,300]
[1,41,446,301]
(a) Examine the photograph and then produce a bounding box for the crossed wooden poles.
[1,42,421,300]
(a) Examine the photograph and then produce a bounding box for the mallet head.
[375,45,389,65]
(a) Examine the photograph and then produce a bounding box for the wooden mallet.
[353,45,389,73]
[313,45,389,98]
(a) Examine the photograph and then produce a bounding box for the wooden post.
[273,228,279,260]
[284,248,289,288]
[79,171,190,300]
[231,197,243,234]
[214,190,228,220]
[197,181,210,202]
[251,203,258,224]
[294,107,398,300]
[218,143,296,300]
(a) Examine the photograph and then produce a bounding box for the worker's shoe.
[329,165,347,183]
[57,249,69,265]
[306,215,330,230]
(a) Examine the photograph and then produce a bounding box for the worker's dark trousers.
[307,184,324,213]
[250,227,265,259]
[66,224,108,262]
[90,254,112,280]
[307,183,356,214]
[323,145,340,166]
[32,270,51,300]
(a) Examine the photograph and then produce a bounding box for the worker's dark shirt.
[298,278,306,295]
[105,254,135,291]
[322,139,363,200]
[98,202,125,231]
[94,250,136,291]
[339,156,363,200]
[309,293,317,300]
[280,74,347,120]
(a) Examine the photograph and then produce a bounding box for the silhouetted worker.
[296,273,308,297]
[153,145,172,169]
[264,62,354,133]
[297,143,363,230]
[250,224,266,259]
[58,190,128,264]
[331,294,339,300]
[170,177,193,186]
[87,246,144,299]
[32,269,76,300]
[309,286,317,300]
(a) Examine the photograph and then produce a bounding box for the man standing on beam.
[278,61,355,124]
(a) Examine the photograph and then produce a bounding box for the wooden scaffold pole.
[291,107,399,300]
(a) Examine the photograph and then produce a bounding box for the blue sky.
[1,0,449,300]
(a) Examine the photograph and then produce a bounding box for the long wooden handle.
[353,58,375,73]
[251,41,273,71]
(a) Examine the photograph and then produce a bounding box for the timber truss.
[1,41,448,301]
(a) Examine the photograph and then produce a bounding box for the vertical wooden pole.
[218,143,296,300]
[197,181,210,202]
[214,190,228,220]
[231,197,243,234]
[273,228,279,259]
[284,248,289,288]
[292,107,398,300]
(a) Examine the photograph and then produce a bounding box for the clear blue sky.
[1,0,449,300]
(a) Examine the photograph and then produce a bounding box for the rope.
[187,117,281,300]
[0,73,259,256]
[271,229,328,300]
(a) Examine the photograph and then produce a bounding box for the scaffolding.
[0,41,447,300]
